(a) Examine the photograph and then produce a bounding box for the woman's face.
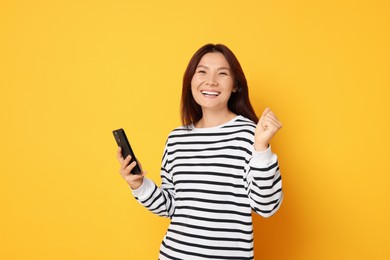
[191,52,236,113]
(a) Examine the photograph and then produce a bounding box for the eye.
[197,70,206,74]
[219,71,228,76]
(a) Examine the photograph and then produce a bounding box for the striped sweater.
[132,115,283,259]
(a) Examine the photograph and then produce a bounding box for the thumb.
[258,107,270,129]
[261,107,271,118]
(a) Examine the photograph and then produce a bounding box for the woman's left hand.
[254,107,282,151]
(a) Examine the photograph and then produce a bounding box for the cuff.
[131,177,155,200]
[251,145,276,165]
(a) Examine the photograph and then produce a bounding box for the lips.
[201,90,221,96]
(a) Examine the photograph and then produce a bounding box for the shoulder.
[221,115,256,133]
[165,125,193,141]
[236,115,257,126]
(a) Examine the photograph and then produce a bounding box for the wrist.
[129,178,144,190]
[254,142,269,152]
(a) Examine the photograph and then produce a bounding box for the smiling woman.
[190,52,237,126]
[181,44,259,128]
[116,43,284,259]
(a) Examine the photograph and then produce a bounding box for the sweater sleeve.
[244,145,283,218]
[131,142,176,218]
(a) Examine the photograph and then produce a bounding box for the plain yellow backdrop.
[1,0,389,259]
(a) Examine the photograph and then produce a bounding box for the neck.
[195,109,237,128]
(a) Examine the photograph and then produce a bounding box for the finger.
[134,170,147,179]
[120,158,134,177]
[117,147,124,163]
[124,170,147,184]
[123,161,147,178]
[264,110,282,126]
[262,107,271,117]
[265,110,279,122]
[258,115,264,127]
[263,119,281,132]
[263,119,282,135]
[265,114,282,128]
[120,155,132,172]
[125,160,137,173]
[258,109,267,125]
[258,107,271,126]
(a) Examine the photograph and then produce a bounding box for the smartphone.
[113,128,141,174]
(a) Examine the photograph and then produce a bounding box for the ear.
[233,81,239,93]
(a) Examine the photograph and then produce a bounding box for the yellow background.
[1,0,389,259]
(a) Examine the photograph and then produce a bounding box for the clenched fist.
[254,107,282,151]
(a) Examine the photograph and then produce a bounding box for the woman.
[117,44,283,259]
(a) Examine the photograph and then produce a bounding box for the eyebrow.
[196,65,231,71]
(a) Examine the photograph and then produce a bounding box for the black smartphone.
[113,128,141,174]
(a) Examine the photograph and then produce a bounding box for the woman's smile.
[200,90,221,97]
[191,52,236,111]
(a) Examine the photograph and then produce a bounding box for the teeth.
[201,91,220,96]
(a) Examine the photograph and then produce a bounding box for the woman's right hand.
[117,147,146,190]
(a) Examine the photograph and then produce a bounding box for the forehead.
[197,52,230,69]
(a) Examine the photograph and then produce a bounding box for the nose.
[205,73,218,86]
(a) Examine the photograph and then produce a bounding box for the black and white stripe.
[133,115,283,259]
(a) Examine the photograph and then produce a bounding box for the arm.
[117,143,176,218]
[246,107,283,217]
[245,146,283,218]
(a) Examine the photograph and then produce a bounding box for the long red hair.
[181,43,259,126]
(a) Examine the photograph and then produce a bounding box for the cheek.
[190,80,197,93]
[191,75,202,87]
[190,83,200,101]
[191,85,196,97]
[218,80,235,95]
[191,76,203,95]
[224,77,235,89]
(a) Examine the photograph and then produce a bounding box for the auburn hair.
[181,43,259,126]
